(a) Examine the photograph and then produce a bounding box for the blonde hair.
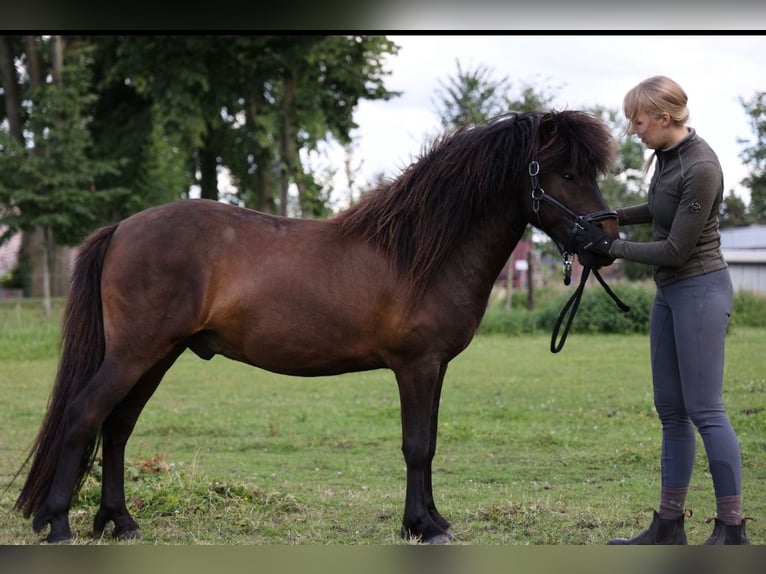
[623,75,689,125]
[623,75,690,172]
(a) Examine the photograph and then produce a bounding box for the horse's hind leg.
[32,362,134,542]
[33,355,168,543]
[93,347,185,540]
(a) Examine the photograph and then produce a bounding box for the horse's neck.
[445,213,527,299]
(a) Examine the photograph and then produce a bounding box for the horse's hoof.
[34,510,73,543]
[113,527,142,540]
[424,532,452,545]
[43,532,73,544]
[401,523,452,545]
[32,513,49,534]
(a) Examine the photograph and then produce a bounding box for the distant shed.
[720,224,766,295]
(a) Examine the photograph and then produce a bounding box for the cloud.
[339,34,766,207]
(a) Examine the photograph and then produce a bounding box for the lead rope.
[550,263,631,353]
[523,124,630,353]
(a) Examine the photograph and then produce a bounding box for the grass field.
[1,300,764,545]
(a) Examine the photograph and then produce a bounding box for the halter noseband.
[529,159,618,249]
[527,159,629,353]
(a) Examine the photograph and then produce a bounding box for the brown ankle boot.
[703,517,751,545]
[608,510,688,545]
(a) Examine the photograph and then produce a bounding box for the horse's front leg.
[395,360,451,544]
[425,363,450,532]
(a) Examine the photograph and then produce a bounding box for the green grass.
[1,301,764,545]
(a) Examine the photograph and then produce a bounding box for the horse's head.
[522,110,619,269]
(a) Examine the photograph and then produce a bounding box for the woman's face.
[628,110,669,150]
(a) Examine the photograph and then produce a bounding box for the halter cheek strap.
[527,160,629,353]
[529,160,618,234]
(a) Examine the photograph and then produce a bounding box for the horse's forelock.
[540,110,616,176]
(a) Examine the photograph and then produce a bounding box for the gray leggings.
[650,267,742,497]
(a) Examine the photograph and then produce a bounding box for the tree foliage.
[720,189,750,228]
[0,34,399,301]
[1,34,399,235]
[0,37,126,245]
[738,91,766,223]
[433,59,556,127]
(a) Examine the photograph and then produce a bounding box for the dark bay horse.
[14,110,618,544]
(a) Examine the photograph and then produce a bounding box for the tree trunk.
[18,229,42,298]
[0,35,23,141]
[279,70,295,217]
[22,36,49,306]
[51,35,64,87]
[1,36,27,293]
[34,36,67,314]
[526,250,535,310]
[24,35,41,89]
[248,90,276,213]
[3,36,71,304]
[198,130,219,200]
[51,240,72,298]
[343,139,359,207]
[41,227,52,316]
[278,136,289,217]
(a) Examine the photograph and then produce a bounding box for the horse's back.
[117,199,292,244]
[108,199,334,270]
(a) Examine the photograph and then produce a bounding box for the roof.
[719,225,766,250]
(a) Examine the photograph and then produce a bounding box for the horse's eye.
[562,173,575,181]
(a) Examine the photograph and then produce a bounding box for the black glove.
[573,223,615,268]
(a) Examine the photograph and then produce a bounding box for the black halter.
[527,159,630,353]
[529,159,619,281]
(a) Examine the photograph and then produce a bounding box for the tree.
[433,59,557,128]
[719,189,751,228]
[86,36,189,220]
[1,35,400,299]
[99,35,399,218]
[1,35,401,305]
[1,39,125,242]
[0,35,126,309]
[223,35,399,217]
[739,92,766,223]
[90,35,229,212]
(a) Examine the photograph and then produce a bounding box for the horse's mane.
[333,110,615,300]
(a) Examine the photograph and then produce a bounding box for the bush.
[538,282,653,335]
[479,282,766,336]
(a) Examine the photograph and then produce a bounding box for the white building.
[0,230,21,298]
[720,224,766,295]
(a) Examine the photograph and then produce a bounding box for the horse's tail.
[13,223,118,518]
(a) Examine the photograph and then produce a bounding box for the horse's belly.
[188,328,385,377]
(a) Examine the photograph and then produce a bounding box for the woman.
[575,75,749,545]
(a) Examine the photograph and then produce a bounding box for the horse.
[14,110,618,544]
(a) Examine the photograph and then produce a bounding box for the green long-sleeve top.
[609,128,728,287]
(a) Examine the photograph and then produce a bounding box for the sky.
[324,34,766,209]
